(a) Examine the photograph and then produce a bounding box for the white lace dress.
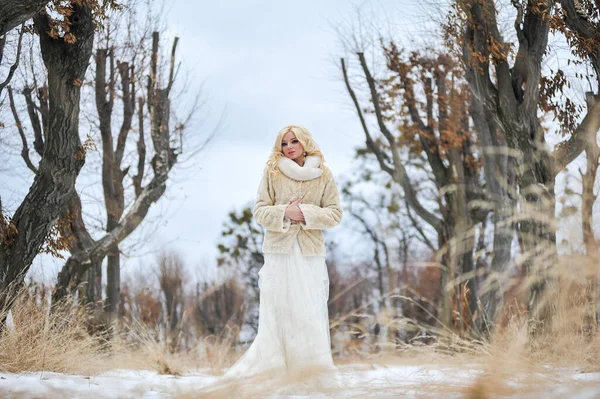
[224,236,335,378]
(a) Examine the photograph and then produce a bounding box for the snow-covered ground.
[1,364,599,398]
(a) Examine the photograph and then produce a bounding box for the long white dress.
[224,236,335,379]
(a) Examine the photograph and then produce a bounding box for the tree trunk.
[469,94,516,331]
[94,47,128,320]
[516,139,556,329]
[79,260,102,307]
[581,138,599,336]
[0,5,94,313]
[104,245,120,314]
[63,194,102,308]
[460,0,557,332]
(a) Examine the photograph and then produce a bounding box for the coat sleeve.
[253,168,292,233]
[298,176,343,230]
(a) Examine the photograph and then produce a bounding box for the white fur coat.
[253,157,342,256]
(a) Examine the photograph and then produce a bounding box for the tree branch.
[0,35,5,66]
[166,37,179,96]
[0,25,24,97]
[115,61,135,166]
[22,86,44,156]
[37,84,49,147]
[133,96,146,197]
[355,52,443,234]
[553,94,600,174]
[0,0,48,36]
[340,57,394,176]
[511,0,526,46]
[147,31,159,113]
[383,47,448,185]
[7,85,38,174]
[551,0,600,173]
[405,197,436,251]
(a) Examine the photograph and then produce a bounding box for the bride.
[224,124,343,380]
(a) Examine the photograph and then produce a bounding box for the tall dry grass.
[0,295,106,374]
[0,293,240,377]
[104,322,240,376]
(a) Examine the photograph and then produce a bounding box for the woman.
[224,124,343,379]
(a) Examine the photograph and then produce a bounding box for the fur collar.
[278,155,322,181]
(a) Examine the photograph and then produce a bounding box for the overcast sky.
[0,0,426,284]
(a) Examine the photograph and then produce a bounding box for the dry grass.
[103,325,239,376]
[0,296,106,374]
[0,294,240,377]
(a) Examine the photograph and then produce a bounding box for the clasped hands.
[285,197,305,224]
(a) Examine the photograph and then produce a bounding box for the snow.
[0,365,599,398]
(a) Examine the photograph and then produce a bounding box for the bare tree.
[156,250,185,351]
[4,2,210,334]
[51,30,184,318]
[92,43,138,314]
[0,3,95,315]
[216,205,265,334]
[341,45,486,335]
[191,278,246,341]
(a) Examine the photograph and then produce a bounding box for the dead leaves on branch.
[540,69,583,133]
[444,0,599,135]
[549,4,600,68]
[44,0,124,43]
[75,133,97,160]
[1,205,78,259]
[0,213,18,247]
[41,209,78,259]
[373,41,476,163]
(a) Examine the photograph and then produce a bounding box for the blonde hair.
[266,125,327,175]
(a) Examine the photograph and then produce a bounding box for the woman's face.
[281,131,305,162]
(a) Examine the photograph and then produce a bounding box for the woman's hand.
[285,197,305,223]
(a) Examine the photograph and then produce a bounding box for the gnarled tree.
[448,0,600,329]
[0,3,94,315]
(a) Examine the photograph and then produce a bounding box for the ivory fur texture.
[253,161,343,256]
